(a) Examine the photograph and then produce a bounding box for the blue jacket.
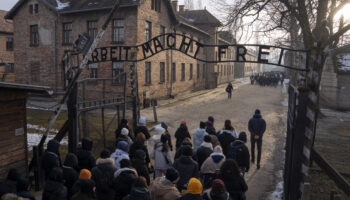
[248,114,266,137]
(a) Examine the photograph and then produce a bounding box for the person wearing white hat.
[134,117,151,146]
[116,128,133,149]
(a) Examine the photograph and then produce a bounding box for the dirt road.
[141,81,287,199]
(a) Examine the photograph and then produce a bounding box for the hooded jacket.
[193,128,208,152]
[175,124,191,149]
[42,140,61,179]
[0,169,19,198]
[110,149,130,169]
[205,121,216,136]
[218,131,236,157]
[150,142,173,170]
[248,114,266,137]
[77,139,96,171]
[196,142,213,169]
[129,141,151,164]
[219,174,247,200]
[42,168,67,200]
[122,187,151,200]
[149,177,181,200]
[173,156,199,191]
[113,168,137,200]
[203,189,231,200]
[230,140,250,171]
[134,126,151,140]
[200,153,225,174]
[131,150,150,185]
[62,153,79,198]
[91,158,116,200]
[174,141,195,160]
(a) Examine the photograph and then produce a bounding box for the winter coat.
[131,151,150,185]
[200,153,225,174]
[91,158,116,200]
[0,180,17,198]
[174,141,194,160]
[42,140,61,179]
[17,191,36,200]
[116,136,133,149]
[42,180,67,200]
[163,132,173,151]
[62,154,79,198]
[173,156,199,191]
[226,84,233,93]
[248,114,266,137]
[113,168,138,200]
[219,175,247,200]
[71,193,95,200]
[116,124,133,140]
[134,126,151,140]
[149,177,181,200]
[77,139,96,171]
[229,140,250,172]
[177,194,202,200]
[110,149,130,169]
[193,128,208,152]
[196,142,213,169]
[150,142,173,170]
[218,130,237,138]
[71,179,95,200]
[122,187,151,200]
[175,124,191,149]
[218,131,236,157]
[203,189,231,200]
[205,121,216,136]
[129,141,151,164]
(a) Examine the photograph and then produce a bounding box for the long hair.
[160,134,169,152]
[224,120,234,131]
[220,159,241,178]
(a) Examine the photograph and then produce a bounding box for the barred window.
[151,0,161,12]
[112,19,124,43]
[181,63,185,81]
[30,25,39,46]
[197,64,200,79]
[172,63,176,82]
[145,21,152,42]
[145,62,151,84]
[203,64,206,79]
[160,62,165,83]
[112,62,124,84]
[189,64,193,80]
[6,63,14,73]
[88,63,98,78]
[6,37,13,51]
[63,23,72,44]
[87,21,98,38]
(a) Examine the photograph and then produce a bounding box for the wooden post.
[81,82,88,137]
[152,99,158,122]
[67,83,78,154]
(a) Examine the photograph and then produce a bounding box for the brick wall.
[0,33,14,82]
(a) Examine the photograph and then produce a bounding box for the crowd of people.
[250,72,285,87]
[0,110,267,200]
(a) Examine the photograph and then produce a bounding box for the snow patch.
[27,133,68,151]
[27,124,58,134]
[269,170,284,200]
[56,0,70,10]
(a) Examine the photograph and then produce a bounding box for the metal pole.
[123,72,127,119]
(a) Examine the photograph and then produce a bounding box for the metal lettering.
[258,45,270,63]
[236,45,247,62]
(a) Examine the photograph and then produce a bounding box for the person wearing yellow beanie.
[79,169,92,180]
[178,178,203,200]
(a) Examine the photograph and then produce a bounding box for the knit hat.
[166,167,179,182]
[208,116,214,123]
[204,135,212,143]
[117,141,129,152]
[212,179,226,192]
[214,146,223,153]
[186,178,203,194]
[239,132,247,143]
[255,109,261,115]
[79,169,92,180]
[155,126,166,135]
[181,121,187,126]
[139,117,146,125]
[121,128,129,136]
[161,122,168,130]
[182,145,193,156]
[100,149,110,159]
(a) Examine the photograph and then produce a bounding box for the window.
[151,0,161,12]
[30,62,40,83]
[181,63,185,81]
[197,64,200,79]
[5,63,14,73]
[190,35,193,52]
[6,37,13,51]
[63,23,72,44]
[112,62,124,84]
[34,4,38,13]
[221,65,223,76]
[160,62,165,83]
[145,21,152,42]
[88,63,98,78]
[203,64,206,79]
[30,25,39,46]
[189,64,193,80]
[172,63,176,82]
[160,25,165,46]
[112,19,124,43]
[29,4,38,14]
[145,62,151,84]
[87,21,97,38]
[224,65,226,75]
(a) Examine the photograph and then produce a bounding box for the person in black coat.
[91,149,116,200]
[115,119,133,140]
[62,153,79,199]
[134,117,151,140]
[129,133,150,166]
[229,132,250,177]
[218,120,236,157]
[122,177,151,200]
[42,139,61,180]
[131,149,150,185]
[16,178,36,200]
[0,168,20,198]
[226,82,233,99]
[196,135,213,169]
[77,138,96,171]
[71,179,96,200]
[248,109,266,169]
[205,116,216,136]
[173,146,200,191]
[174,138,196,160]
[42,167,67,200]
[114,159,138,200]
[219,160,247,200]
[161,122,173,151]
[175,121,191,150]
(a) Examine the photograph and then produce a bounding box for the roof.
[177,9,222,26]
[0,82,53,94]
[218,31,236,44]
[0,10,13,33]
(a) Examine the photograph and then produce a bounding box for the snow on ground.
[56,0,70,10]
[27,133,68,151]
[269,170,284,200]
[27,124,59,133]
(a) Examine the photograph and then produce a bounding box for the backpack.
[228,142,244,161]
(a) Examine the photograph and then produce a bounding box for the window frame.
[87,20,98,39]
[62,23,73,45]
[6,37,13,51]
[5,63,14,73]
[160,25,166,46]
[88,63,98,79]
[160,62,165,83]
[112,19,124,43]
[181,63,185,81]
[172,63,176,82]
[189,64,193,80]
[203,64,206,79]
[145,62,151,85]
[30,25,39,47]
[145,21,152,42]
[197,64,200,79]
[112,62,124,85]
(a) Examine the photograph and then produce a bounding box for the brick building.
[5,0,247,102]
[0,10,14,82]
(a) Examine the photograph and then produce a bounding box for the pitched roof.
[218,31,236,44]
[177,9,222,26]
[0,10,13,33]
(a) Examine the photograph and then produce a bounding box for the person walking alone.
[248,109,266,169]
[226,82,233,99]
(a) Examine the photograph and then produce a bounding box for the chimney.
[179,5,185,12]
[171,0,178,12]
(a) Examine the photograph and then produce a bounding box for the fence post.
[152,99,158,122]
[33,146,42,191]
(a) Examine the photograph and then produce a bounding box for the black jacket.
[77,139,96,171]
[130,150,150,185]
[122,187,151,200]
[42,180,67,200]
[42,140,61,179]
[114,169,138,200]
[91,158,116,200]
[177,194,202,200]
[173,156,199,191]
[230,141,250,171]
[220,175,247,200]
[226,84,233,93]
[196,146,213,169]
[134,126,151,140]
[129,141,150,164]
[248,114,266,137]
[62,153,79,198]
[175,124,191,149]
[218,131,236,157]
[203,190,231,200]
[205,122,216,136]
[0,180,17,198]
[174,141,196,160]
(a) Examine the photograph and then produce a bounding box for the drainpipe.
[54,15,58,94]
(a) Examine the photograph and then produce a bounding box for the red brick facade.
[0,10,14,82]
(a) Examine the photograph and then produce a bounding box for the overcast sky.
[0,0,18,11]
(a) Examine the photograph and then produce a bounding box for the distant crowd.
[0,109,267,200]
[250,72,285,87]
